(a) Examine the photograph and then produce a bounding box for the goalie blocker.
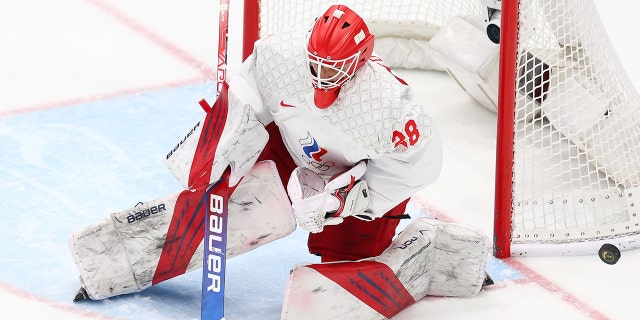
[282,217,491,319]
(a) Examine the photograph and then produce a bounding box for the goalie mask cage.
[241,0,640,258]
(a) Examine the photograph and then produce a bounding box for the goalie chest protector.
[251,30,430,177]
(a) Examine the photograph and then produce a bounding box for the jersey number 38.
[392,119,420,148]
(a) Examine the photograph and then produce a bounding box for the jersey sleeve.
[363,94,443,217]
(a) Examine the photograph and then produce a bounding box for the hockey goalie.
[68,4,492,318]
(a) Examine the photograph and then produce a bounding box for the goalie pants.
[258,123,404,262]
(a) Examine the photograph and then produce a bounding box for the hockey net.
[241,0,640,258]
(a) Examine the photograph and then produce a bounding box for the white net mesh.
[255,0,481,71]
[510,0,640,253]
[257,0,481,40]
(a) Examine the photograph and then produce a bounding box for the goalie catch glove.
[287,161,373,233]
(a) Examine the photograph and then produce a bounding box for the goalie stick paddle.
[201,168,230,320]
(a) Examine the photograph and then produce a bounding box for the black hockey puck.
[598,243,621,265]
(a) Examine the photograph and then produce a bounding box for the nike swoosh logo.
[280,100,296,108]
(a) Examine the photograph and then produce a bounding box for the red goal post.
[239,0,640,258]
[243,0,259,61]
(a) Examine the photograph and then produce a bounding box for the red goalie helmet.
[307,5,375,108]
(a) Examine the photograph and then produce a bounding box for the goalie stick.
[201,1,230,318]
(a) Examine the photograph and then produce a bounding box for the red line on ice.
[0,281,122,320]
[85,0,215,78]
[0,78,204,117]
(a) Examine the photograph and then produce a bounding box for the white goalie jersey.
[229,29,443,217]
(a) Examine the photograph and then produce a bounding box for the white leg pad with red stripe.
[281,218,488,319]
[69,160,295,300]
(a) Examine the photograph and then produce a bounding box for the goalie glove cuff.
[325,180,371,220]
[287,162,372,233]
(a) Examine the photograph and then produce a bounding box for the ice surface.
[1,1,638,319]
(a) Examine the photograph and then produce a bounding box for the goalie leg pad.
[225,160,296,257]
[69,195,177,300]
[69,160,295,300]
[281,218,489,319]
[426,220,489,297]
[282,218,435,320]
